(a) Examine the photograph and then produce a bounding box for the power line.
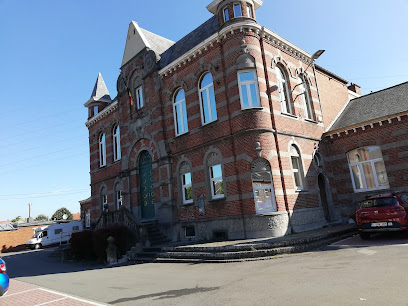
[0,189,89,200]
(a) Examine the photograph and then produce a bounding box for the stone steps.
[127,225,357,263]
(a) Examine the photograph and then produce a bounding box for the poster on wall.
[197,194,205,216]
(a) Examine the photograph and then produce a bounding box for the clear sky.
[1,0,407,221]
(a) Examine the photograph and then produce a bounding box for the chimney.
[348,83,361,95]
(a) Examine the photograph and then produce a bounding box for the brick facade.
[0,226,36,253]
[83,0,357,241]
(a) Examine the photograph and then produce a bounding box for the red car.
[356,192,408,240]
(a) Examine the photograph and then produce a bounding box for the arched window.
[179,162,193,205]
[347,146,389,192]
[233,3,242,17]
[276,65,292,114]
[173,89,188,136]
[207,152,225,199]
[299,74,313,120]
[99,133,106,167]
[114,183,123,210]
[113,125,121,161]
[251,159,277,213]
[100,187,107,212]
[199,73,217,124]
[290,145,305,190]
[238,70,261,108]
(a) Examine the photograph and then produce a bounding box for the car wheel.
[34,243,41,250]
[360,232,370,240]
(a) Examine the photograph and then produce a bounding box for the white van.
[26,221,83,249]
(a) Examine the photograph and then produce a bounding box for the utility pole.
[27,202,33,223]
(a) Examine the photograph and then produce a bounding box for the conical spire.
[90,73,111,101]
[84,73,111,107]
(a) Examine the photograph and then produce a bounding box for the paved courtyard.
[2,233,408,305]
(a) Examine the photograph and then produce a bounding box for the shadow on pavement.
[1,247,113,278]
[109,286,221,304]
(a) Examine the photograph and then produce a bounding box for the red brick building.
[322,82,408,217]
[82,0,361,241]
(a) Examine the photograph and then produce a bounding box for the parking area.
[0,279,105,306]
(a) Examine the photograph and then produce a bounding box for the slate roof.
[140,28,175,55]
[160,16,219,69]
[328,81,408,132]
[90,73,111,102]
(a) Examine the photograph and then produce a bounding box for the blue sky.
[1,0,407,221]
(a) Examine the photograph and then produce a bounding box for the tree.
[51,207,73,221]
[11,216,23,222]
[35,214,48,221]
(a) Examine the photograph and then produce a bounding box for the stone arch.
[192,63,218,88]
[129,137,159,169]
[236,53,256,70]
[272,56,294,78]
[166,80,189,103]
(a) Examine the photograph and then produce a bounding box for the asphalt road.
[2,232,408,305]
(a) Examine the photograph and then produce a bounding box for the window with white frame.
[290,145,305,190]
[199,73,218,124]
[276,65,292,114]
[247,3,253,18]
[299,74,313,120]
[347,146,389,192]
[223,7,229,22]
[99,133,106,167]
[182,172,193,204]
[173,89,188,135]
[233,3,242,17]
[252,160,277,213]
[238,70,261,108]
[116,190,123,209]
[135,86,144,109]
[210,164,224,199]
[85,209,91,228]
[113,125,121,161]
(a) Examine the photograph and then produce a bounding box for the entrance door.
[318,174,330,221]
[139,151,155,219]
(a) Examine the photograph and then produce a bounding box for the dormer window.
[233,3,242,17]
[223,8,229,22]
[93,106,98,116]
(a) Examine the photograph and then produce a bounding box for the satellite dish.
[62,214,68,220]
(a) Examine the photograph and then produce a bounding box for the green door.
[140,151,155,219]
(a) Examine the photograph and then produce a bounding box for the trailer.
[26,221,83,249]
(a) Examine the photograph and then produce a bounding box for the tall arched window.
[113,125,121,161]
[299,74,313,120]
[207,152,225,199]
[114,183,123,210]
[179,162,193,205]
[290,144,305,190]
[173,89,188,136]
[238,70,261,109]
[99,133,106,167]
[199,72,217,124]
[347,146,389,192]
[100,186,107,212]
[276,65,292,114]
[252,159,277,213]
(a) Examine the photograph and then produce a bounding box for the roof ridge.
[352,80,408,102]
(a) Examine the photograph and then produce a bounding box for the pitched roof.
[159,16,219,69]
[328,81,408,132]
[122,21,175,67]
[84,73,112,107]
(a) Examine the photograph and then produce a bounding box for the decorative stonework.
[159,21,313,78]
[85,102,118,127]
